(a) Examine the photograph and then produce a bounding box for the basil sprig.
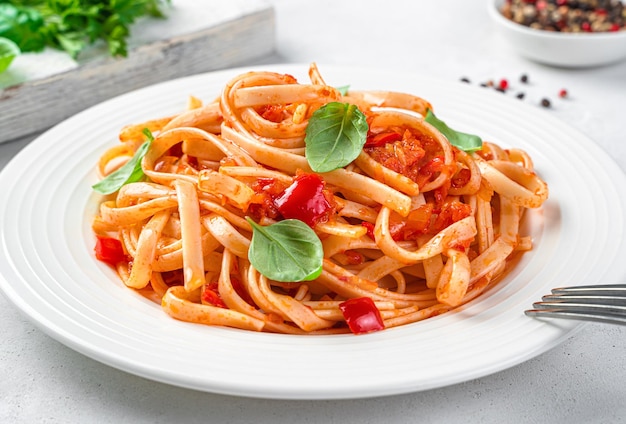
[92,128,154,195]
[304,102,368,173]
[425,109,482,153]
[246,218,323,282]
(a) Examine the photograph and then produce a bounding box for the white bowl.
[489,0,626,67]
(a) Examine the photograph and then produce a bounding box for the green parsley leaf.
[305,102,369,173]
[0,4,47,52]
[0,37,20,73]
[92,128,154,195]
[55,32,86,59]
[246,218,324,283]
[0,0,171,64]
[424,109,483,153]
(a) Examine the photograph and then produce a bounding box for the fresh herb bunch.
[0,0,171,61]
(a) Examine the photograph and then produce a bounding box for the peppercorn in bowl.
[489,0,626,67]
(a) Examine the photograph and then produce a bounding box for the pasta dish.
[91,63,548,335]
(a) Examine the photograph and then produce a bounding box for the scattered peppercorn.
[458,74,572,109]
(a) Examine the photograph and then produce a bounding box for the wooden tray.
[0,0,275,144]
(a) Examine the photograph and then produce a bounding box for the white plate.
[1,64,625,400]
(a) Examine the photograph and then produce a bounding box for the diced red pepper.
[361,221,375,240]
[274,173,333,227]
[451,168,471,188]
[419,155,445,178]
[339,297,385,334]
[343,250,365,265]
[432,181,450,209]
[94,236,126,265]
[257,104,286,123]
[248,177,288,221]
[202,283,228,309]
[365,130,403,147]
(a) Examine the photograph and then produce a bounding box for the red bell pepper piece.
[365,131,403,147]
[339,297,385,334]
[451,168,471,189]
[94,236,126,265]
[274,173,332,227]
[361,221,375,240]
[202,283,228,309]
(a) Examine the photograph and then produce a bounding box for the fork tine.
[540,294,626,306]
[531,300,626,315]
[550,284,626,296]
[525,284,626,325]
[524,309,626,325]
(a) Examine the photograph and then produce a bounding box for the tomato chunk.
[431,200,472,233]
[339,297,385,334]
[94,236,126,265]
[274,173,332,227]
[403,203,434,238]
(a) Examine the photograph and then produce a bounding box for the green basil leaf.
[246,218,324,282]
[335,85,350,96]
[425,109,482,153]
[0,37,20,73]
[305,102,368,173]
[92,128,154,195]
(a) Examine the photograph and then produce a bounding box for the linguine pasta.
[91,63,548,335]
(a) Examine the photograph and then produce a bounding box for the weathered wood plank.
[0,1,275,144]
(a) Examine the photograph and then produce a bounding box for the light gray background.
[2,1,625,422]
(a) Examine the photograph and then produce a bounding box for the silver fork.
[525,284,626,325]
